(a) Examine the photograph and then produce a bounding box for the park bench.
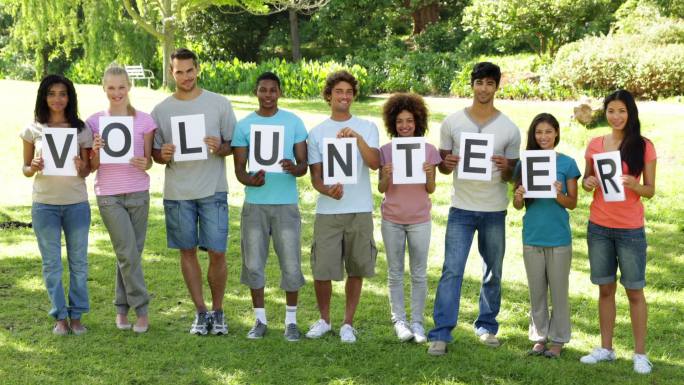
[124,64,155,87]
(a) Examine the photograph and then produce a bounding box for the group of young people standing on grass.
[21,47,656,375]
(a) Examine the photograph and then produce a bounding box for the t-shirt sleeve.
[221,100,237,142]
[307,129,322,164]
[142,113,156,134]
[86,113,100,135]
[152,107,164,150]
[19,123,36,143]
[294,116,308,143]
[78,126,94,148]
[426,143,442,165]
[504,122,521,159]
[366,121,380,148]
[567,157,581,180]
[379,143,391,166]
[231,120,249,147]
[644,139,657,163]
[439,120,453,151]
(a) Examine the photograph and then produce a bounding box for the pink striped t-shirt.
[86,111,156,196]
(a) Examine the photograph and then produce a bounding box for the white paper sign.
[391,137,426,184]
[593,151,625,202]
[458,132,494,181]
[249,124,285,173]
[323,137,357,185]
[99,116,134,164]
[42,127,78,176]
[521,150,557,198]
[171,114,207,162]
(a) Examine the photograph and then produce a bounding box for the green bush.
[550,35,684,99]
[199,58,371,99]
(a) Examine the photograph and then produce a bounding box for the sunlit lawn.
[1,80,682,384]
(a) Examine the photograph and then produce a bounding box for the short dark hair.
[470,62,501,87]
[382,93,429,137]
[34,74,84,132]
[255,71,281,89]
[170,48,198,68]
[323,70,358,103]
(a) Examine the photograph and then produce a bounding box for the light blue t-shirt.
[232,109,307,204]
[516,153,581,247]
[307,116,379,214]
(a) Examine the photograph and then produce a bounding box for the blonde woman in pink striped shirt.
[88,65,156,333]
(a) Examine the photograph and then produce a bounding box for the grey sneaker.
[210,310,228,335]
[284,323,301,342]
[427,340,447,356]
[190,312,210,335]
[247,319,267,339]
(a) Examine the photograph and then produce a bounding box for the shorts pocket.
[216,199,228,233]
[163,200,181,234]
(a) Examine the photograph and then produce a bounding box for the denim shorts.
[163,192,228,253]
[587,221,647,289]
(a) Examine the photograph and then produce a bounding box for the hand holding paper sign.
[279,159,296,174]
[247,169,266,186]
[440,154,460,173]
[336,127,359,139]
[325,183,344,200]
[621,174,640,191]
[204,136,221,153]
[582,175,600,191]
[30,156,44,173]
[159,143,176,163]
[491,155,508,172]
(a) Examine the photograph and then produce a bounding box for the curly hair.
[382,93,429,137]
[322,70,358,104]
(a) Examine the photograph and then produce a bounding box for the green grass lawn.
[1,80,682,385]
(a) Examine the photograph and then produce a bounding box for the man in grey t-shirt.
[427,62,521,355]
[152,48,236,336]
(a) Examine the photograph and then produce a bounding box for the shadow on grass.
[1,201,683,384]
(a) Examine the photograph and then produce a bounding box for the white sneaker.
[580,347,616,364]
[305,319,331,339]
[633,354,652,374]
[411,322,427,344]
[340,323,357,343]
[394,321,413,342]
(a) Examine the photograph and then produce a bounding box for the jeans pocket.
[215,199,228,233]
[163,200,181,234]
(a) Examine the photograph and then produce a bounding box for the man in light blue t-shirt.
[233,72,308,342]
[305,71,380,343]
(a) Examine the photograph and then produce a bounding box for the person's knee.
[625,288,645,305]
[598,284,616,298]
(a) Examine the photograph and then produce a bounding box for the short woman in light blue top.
[512,113,580,358]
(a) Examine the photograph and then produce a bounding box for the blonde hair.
[103,63,136,117]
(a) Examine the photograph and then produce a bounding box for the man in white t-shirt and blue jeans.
[305,71,380,343]
[427,62,521,355]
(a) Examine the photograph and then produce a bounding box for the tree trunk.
[289,8,301,62]
[409,1,440,35]
[162,17,175,89]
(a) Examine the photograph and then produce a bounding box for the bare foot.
[527,341,546,356]
[545,343,563,358]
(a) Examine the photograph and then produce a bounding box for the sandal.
[527,342,546,356]
[544,343,563,359]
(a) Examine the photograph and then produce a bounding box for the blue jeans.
[163,192,228,253]
[428,207,506,342]
[32,201,91,320]
[587,222,647,289]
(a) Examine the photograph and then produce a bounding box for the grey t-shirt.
[152,90,236,200]
[20,122,93,205]
[440,108,521,212]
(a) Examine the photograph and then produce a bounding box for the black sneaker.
[210,310,228,335]
[284,323,301,342]
[190,312,210,335]
[246,319,267,339]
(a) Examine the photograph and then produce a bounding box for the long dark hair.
[516,113,561,206]
[34,74,84,132]
[604,89,645,176]
[525,113,560,150]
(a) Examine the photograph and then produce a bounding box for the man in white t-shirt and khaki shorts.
[305,71,380,343]
[427,62,521,355]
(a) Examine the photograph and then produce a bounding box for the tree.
[5,0,81,78]
[268,1,330,61]
[462,0,618,57]
[122,0,269,87]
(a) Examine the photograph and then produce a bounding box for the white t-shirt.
[307,116,379,214]
[440,108,521,211]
